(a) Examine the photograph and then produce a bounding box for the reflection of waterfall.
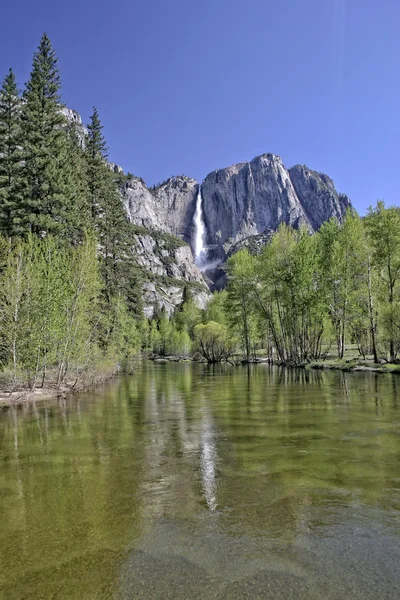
[200,412,217,511]
[194,186,205,266]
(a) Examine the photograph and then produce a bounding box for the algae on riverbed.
[0,361,399,599]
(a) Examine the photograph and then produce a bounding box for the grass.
[306,358,400,374]
[254,344,400,374]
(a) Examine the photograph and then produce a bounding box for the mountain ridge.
[63,106,351,297]
[122,152,351,278]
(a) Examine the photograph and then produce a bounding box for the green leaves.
[365,202,400,361]
[14,34,81,237]
[193,321,234,363]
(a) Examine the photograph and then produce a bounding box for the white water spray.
[194,186,205,265]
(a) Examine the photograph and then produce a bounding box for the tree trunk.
[367,260,378,363]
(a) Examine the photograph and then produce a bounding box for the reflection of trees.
[0,386,145,597]
[0,363,399,596]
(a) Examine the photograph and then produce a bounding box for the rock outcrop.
[60,107,88,147]
[122,176,198,245]
[131,229,210,317]
[200,154,350,264]
[120,153,351,291]
[288,165,351,231]
[152,176,198,244]
[60,106,352,300]
[122,178,167,232]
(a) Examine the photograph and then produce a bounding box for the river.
[0,361,399,599]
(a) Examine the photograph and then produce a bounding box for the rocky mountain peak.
[121,150,351,288]
[61,98,351,295]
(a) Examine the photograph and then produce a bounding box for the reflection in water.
[200,409,217,511]
[0,362,399,599]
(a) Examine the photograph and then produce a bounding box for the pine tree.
[17,34,75,236]
[0,68,23,236]
[63,121,92,242]
[85,106,109,223]
[85,108,143,318]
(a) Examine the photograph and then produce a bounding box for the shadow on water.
[0,361,399,599]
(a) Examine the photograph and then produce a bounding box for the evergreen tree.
[17,34,75,236]
[85,106,109,223]
[85,108,143,318]
[0,68,23,236]
[178,285,191,311]
[63,121,92,242]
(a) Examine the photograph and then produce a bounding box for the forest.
[1,35,400,395]
[146,203,400,370]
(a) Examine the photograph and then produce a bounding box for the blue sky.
[0,0,399,214]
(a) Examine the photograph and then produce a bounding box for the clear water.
[0,362,399,599]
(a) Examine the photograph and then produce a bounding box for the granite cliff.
[63,108,351,305]
[122,153,351,289]
[200,154,350,264]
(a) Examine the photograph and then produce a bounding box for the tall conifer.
[18,34,75,236]
[85,108,143,317]
[86,106,109,223]
[0,68,23,236]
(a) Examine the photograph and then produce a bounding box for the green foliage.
[226,249,258,361]
[0,34,144,386]
[0,68,23,235]
[221,207,400,365]
[85,108,143,318]
[203,290,228,325]
[175,298,201,336]
[365,202,400,361]
[253,225,326,363]
[193,321,234,363]
[14,35,81,237]
[0,233,141,388]
[151,229,187,251]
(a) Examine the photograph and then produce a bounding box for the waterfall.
[194,185,205,265]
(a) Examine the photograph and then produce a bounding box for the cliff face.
[152,176,198,244]
[122,176,197,242]
[61,105,351,300]
[120,153,351,291]
[122,178,167,232]
[288,165,351,231]
[200,154,350,262]
[131,229,210,317]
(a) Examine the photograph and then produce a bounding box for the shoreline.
[3,356,399,407]
[0,374,119,408]
[150,354,400,375]
[304,360,400,374]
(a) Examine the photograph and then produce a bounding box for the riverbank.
[0,385,71,407]
[305,359,400,374]
[0,370,121,407]
[150,353,400,374]
[4,355,398,407]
